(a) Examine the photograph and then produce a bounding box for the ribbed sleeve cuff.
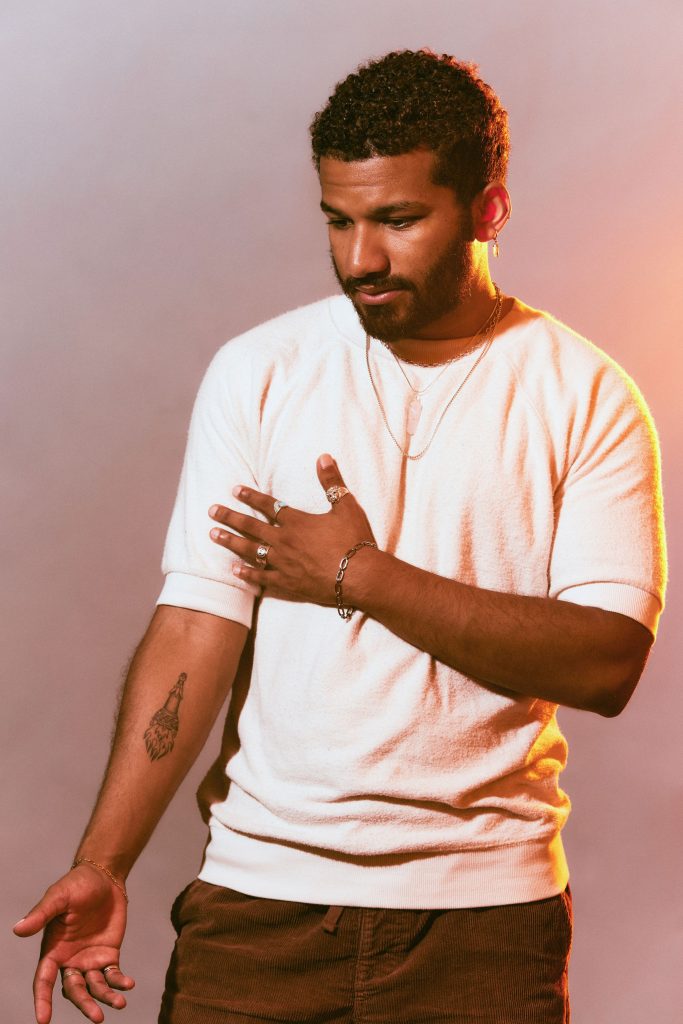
[157,571,255,628]
[557,582,661,637]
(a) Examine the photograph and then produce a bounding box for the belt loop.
[322,905,345,934]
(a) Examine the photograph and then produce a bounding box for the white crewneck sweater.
[157,295,666,908]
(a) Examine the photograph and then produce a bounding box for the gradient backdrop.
[2,2,681,1021]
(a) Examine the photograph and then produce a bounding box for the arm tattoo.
[144,673,186,762]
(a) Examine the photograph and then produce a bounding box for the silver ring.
[102,965,119,976]
[255,543,270,568]
[325,485,350,505]
[273,499,288,521]
[62,968,83,980]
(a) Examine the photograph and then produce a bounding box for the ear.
[471,182,511,243]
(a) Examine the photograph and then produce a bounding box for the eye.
[326,219,351,230]
[385,217,421,230]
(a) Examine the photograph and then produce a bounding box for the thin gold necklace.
[386,293,502,434]
[379,293,501,369]
[365,285,502,461]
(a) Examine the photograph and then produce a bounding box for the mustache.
[339,272,411,292]
[343,274,413,293]
[329,250,413,294]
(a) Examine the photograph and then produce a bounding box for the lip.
[354,288,404,305]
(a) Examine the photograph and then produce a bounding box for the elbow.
[595,690,632,718]
[584,613,654,718]
[592,652,651,718]
[590,683,634,718]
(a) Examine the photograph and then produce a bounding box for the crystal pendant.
[406,395,422,436]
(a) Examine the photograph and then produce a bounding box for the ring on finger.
[325,485,350,505]
[255,543,270,568]
[273,499,288,521]
[102,965,119,976]
[62,968,83,980]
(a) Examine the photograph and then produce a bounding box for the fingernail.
[210,528,221,539]
[232,563,244,577]
[320,454,334,469]
[232,485,244,498]
[208,504,219,516]
[13,917,25,926]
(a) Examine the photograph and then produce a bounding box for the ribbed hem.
[557,582,661,636]
[157,572,254,628]
[198,824,569,909]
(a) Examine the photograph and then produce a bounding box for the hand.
[209,453,376,605]
[13,864,134,1024]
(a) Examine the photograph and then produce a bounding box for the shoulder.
[500,299,655,429]
[504,300,625,379]
[208,294,355,372]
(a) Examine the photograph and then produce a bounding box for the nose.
[345,223,389,280]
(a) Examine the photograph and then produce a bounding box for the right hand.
[13,863,135,1024]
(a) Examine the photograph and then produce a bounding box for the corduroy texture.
[158,879,572,1023]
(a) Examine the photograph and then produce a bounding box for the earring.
[492,231,500,259]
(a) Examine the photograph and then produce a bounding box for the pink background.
[2,2,681,1021]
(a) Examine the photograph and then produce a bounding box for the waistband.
[198,822,569,909]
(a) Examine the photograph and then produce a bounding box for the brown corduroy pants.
[158,879,572,1024]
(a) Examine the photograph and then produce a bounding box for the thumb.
[13,887,69,936]
[316,453,347,497]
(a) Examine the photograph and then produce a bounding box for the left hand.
[14,865,133,1024]
[209,454,376,605]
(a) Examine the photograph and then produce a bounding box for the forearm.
[75,604,248,879]
[346,548,652,716]
[208,465,653,716]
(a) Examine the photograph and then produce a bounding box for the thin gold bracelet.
[71,857,129,903]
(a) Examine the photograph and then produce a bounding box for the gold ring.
[255,543,270,568]
[325,486,350,505]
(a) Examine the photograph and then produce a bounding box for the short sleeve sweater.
[157,295,666,908]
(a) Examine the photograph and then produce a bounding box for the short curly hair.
[310,49,509,205]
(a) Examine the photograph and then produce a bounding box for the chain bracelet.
[335,541,377,620]
[71,857,129,902]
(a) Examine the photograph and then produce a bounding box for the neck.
[387,281,512,366]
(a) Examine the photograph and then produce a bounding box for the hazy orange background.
[2,2,681,1021]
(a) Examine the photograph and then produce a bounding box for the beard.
[331,235,475,343]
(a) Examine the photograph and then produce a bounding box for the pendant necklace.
[365,285,503,460]
[399,360,452,436]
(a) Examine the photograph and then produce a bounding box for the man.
[15,49,665,1024]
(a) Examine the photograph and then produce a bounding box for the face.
[319,150,475,342]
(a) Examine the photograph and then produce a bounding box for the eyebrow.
[320,200,426,218]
